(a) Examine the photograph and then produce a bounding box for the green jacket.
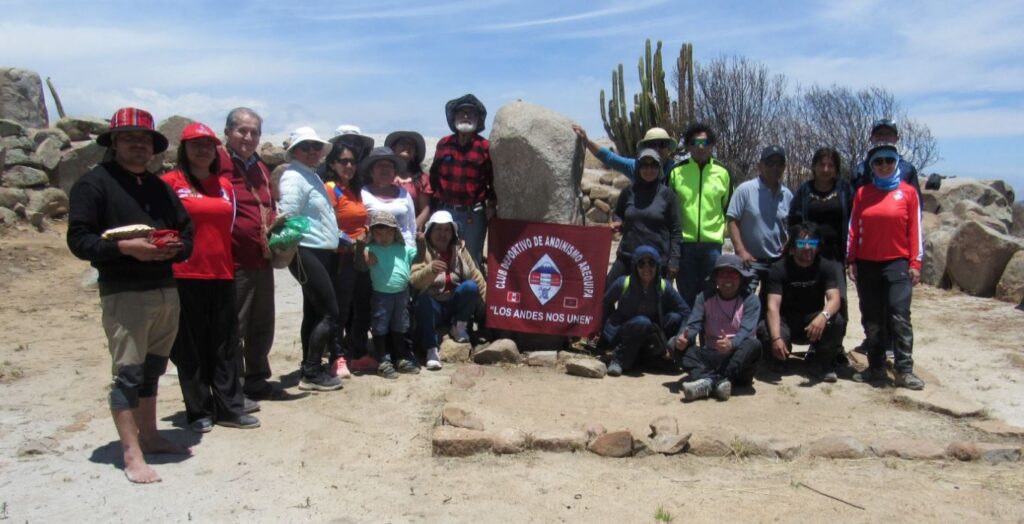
[667,158,732,244]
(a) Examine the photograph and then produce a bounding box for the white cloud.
[476,0,667,31]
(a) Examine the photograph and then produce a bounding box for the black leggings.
[335,251,372,359]
[289,247,341,377]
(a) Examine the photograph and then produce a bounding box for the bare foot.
[139,434,191,455]
[124,455,162,484]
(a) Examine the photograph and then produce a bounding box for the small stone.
[587,430,633,458]
[526,351,559,367]
[806,435,871,459]
[431,426,491,457]
[648,416,679,437]
[612,174,631,190]
[870,438,948,460]
[31,136,63,171]
[684,431,735,457]
[593,199,611,214]
[529,430,588,452]
[970,419,1024,437]
[471,338,520,364]
[0,206,18,225]
[947,441,1022,463]
[439,338,472,362]
[2,165,48,187]
[740,436,802,460]
[632,439,655,458]
[650,432,692,455]
[588,184,612,201]
[26,187,69,217]
[441,405,484,431]
[598,171,618,186]
[575,422,607,440]
[565,358,607,378]
[585,207,609,224]
[490,428,528,454]
[450,373,476,389]
[0,187,28,208]
[893,388,986,418]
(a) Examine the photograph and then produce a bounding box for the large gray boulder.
[0,119,27,137]
[921,228,954,288]
[490,100,584,224]
[32,136,63,173]
[2,165,48,188]
[1012,202,1024,238]
[995,251,1024,303]
[981,179,1016,204]
[56,117,109,141]
[929,179,1012,221]
[952,199,1010,234]
[946,221,1024,297]
[0,68,48,128]
[26,187,69,218]
[57,141,107,193]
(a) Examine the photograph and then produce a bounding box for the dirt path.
[0,224,1022,522]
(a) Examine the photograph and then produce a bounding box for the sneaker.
[190,416,214,434]
[396,359,420,374]
[243,380,275,400]
[217,414,261,429]
[449,323,470,343]
[682,378,713,402]
[242,397,260,414]
[607,360,623,377]
[377,360,399,379]
[822,371,838,383]
[348,355,380,374]
[331,357,353,379]
[895,372,925,390]
[425,347,442,371]
[714,379,732,400]
[299,371,344,391]
[852,367,887,384]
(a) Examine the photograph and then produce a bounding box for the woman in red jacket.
[162,123,260,432]
[847,143,924,390]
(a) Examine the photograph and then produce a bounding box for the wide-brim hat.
[359,146,406,178]
[96,107,169,153]
[713,254,753,278]
[384,131,426,166]
[445,94,487,133]
[330,125,375,160]
[367,210,400,230]
[286,126,332,161]
[180,122,222,146]
[425,210,460,244]
[638,127,673,150]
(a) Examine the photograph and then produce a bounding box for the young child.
[358,211,420,378]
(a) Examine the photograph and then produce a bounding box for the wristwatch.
[820,310,831,321]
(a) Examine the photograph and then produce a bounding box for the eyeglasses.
[871,157,896,166]
[637,260,657,268]
[335,158,356,166]
[295,142,324,153]
[689,138,709,147]
[795,238,820,250]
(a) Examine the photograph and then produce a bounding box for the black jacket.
[613,173,682,271]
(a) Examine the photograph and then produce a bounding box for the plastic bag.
[268,216,311,250]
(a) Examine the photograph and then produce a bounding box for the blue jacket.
[595,147,676,182]
[602,246,690,343]
[788,179,854,262]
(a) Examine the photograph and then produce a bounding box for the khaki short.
[100,288,180,375]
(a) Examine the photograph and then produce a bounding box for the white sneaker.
[425,347,442,370]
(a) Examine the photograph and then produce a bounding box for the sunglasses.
[689,138,710,147]
[794,238,820,250]
[763,159,785,168]
[295,142,324,153]
[335,158,356,166]
[639,161,659,168]
[637,259,657,268]
[649,140,672,149]
[871,157,896,166]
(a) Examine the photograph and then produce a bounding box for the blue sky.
[4,0,1023,198]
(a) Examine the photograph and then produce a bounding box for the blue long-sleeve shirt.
[595,147,676,182]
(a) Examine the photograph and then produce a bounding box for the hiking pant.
[682,337,762,386]
[609,313,684,371]
[289,247,342,378]
[234,267,275,394]
[855,259,914,374]
[760,312,846,372]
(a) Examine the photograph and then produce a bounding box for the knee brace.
[110,364,144,410]
[138,354,169,398]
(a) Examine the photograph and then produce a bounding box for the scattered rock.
[648,416,679,437]
[632,438,655,458]
[947,441,1022,463]
[995,251,1024,303]
[490,428,528,454]
[2,165,48,188]
[471,338,520,364]
[27,187,69,217]
[529,430,588,452]
[525,351,559,367]
[806,435,871,459]
[56,116,109,141]
[685,432,734,457]
[893,388,986,418]
[439,338,472,363]
[57,141,106,194]
[490,101,584,224]
[564,358,606,378]
[0,68,49,128]
[0,187,28,208]
[946,221,1024,297]
[0,206,18,225]
[575,422,607,440]
[441,405,484,431]
[650,432,691,455]
[870,438,948,460]
[969,419,1024,438]
[431,426,491,457]
[587,430,633,458]
[16,437,60,457]
[0,118,27,137]
[739,435,802,460]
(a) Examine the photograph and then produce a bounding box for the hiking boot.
[242,397,260,414]
[348,355,380,374]
[425,347,442,371]
[377,360,399,379]
[607,360,623,377]
[243,380,275,400]
[895,372,925,390]
[190,416,214,434]
[852,367,887,384]
[714,379,732,401]
[396,359,420,374]
[822,370,838,383]
[217,414,261,429]
[331,357,353,379]
[681,378,713,402]
[299,371,343,391]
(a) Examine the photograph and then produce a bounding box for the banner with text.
[486,219,612,337]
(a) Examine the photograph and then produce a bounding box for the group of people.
[591,118,925,400]
[68,95,923,483]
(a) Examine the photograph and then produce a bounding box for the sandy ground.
[1,223,1023,523]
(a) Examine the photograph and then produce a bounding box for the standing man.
[668,122,732,307]
[851,118,921,195]
[429,94,494,267]
[572,125,677,181]
[727,145,794,296]
[67,107,194,483]
[761,222,845,382]
[220,107,277,402]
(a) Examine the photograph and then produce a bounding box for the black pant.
[760,312,846,371]
[171,279,244,423]
[234,267,275,392]
[681,337,762,386]
[335,251,371,359]
[289,247,341,377]
[608,313,684,370]
[855,259,914,373]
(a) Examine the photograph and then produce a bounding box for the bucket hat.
[713,254,753,278]
[445,94,487,133]
[330,124,374,158]
[384,131,426,167]
[96,107,169,153]
[359,146,406,177]
[368,210,400,230]
[286,127,332,160]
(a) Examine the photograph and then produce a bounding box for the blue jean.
[676,242,721,307]
[415,281,482,350]
[370,289,410,336]
[439,204,487,267]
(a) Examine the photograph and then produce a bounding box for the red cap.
[180,122,222,145]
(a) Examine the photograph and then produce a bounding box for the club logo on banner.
[486,219,612,337]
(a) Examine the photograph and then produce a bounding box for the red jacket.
[162,170,235,280]
[847,181,923,270]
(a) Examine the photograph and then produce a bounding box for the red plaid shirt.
[429,134,494,207]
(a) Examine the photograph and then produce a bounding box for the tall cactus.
[599,39,687,158]
[671,42,696,137]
